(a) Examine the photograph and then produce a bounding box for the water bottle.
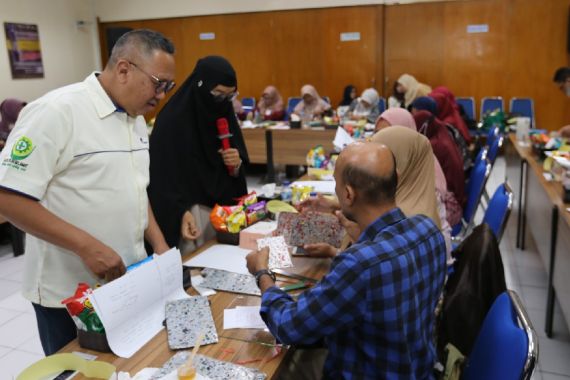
[281,181,292,202]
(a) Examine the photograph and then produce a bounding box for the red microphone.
[216,117,233,174]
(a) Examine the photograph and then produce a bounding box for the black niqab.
[148,56,249,247]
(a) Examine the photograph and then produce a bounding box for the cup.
[516,117,531,146]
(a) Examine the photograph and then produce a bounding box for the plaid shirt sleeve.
[260,253,367,345]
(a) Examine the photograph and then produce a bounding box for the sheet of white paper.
[90,248,189,358]
[191,275,217,296]
[291,180,336,194]
[183,244,251,275]
[333,126,355,150]
[223,306,266,329]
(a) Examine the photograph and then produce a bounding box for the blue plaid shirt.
[260,208,446,379]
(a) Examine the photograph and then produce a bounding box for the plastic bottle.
[281,181,292,202]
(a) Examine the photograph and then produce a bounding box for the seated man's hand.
[181,211,201,241]
[298,194,339,214]
[303,243,338,258]
[80,242,126,282]
[246,247,269,275]
[336,210,361,243]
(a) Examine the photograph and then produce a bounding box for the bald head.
[336,142,397,206]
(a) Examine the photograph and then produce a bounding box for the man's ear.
[115,59,130,84]
[345,184,356,207]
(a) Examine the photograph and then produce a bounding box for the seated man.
[246,142,447,379]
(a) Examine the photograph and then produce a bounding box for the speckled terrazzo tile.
[165,296,218,350]
[149,351,266,380]
[200,268,261,296]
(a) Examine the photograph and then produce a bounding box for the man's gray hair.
[107,29,175,67]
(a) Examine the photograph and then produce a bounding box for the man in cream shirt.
[0,29,175,355]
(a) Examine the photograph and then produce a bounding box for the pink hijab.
[258,86,284,115]
[293,84,331,118]
[378,108,416,129]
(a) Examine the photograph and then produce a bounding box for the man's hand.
[181,211,201,241]
[298,194,339,214]
[246,247,270,275]
[335,210,361,243]
[303,243,338,258]
[152,242,170,255]
[79,242,126,282]
[218,148,241,168]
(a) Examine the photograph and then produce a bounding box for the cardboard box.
[239,221,277,250]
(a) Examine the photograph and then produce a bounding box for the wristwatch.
[254,269,276,287]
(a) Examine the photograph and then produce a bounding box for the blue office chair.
[462,290,538,380]
[482,183,513,242]
[241,97,256,114]
[457,97,476,121]
[510,98,535,128]
[487,132,504,167]
[452,159,492,237]
[285,97,302,121]
[481,97,504,120]
[473,146,488,168]
[378,97,386,114]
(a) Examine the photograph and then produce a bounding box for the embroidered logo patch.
[11,136,34,161]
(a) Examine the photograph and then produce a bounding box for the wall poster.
[4,22,44,79]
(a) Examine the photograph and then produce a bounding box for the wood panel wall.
[99,6,383,120]
[100,0,570,130]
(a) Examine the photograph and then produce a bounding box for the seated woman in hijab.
[256,86,285,121]
[412,100,465,226]
[430,86,472,144]
[0,98,27,149]
[148,56,249,252]
[396,74,432,109]
[293,84,331,121]
[347,88,381,123]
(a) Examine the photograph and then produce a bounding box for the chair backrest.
[241,97,256,109]
[482,182,514,242]
[453,159,492,236]
[457,97,476,121]
[285,97,302,121]
[481,97,504,119]
[462,290,538,380]
[510,98,535,128]
[378,97,386,114]
[487,134,504,165]
[486,125,499,147]
[473,146,488,168]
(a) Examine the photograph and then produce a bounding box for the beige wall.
[0,0,99,103]
[93,0,457,22]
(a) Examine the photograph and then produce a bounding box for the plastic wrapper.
[237,192,258,207]
[291,186,312,206]
[61,283,105,333]
[210,204,229,232]
[306,145,327,168]
[227,210,247,233]
[245,201,267,225]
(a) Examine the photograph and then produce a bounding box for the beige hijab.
[370,126,441,228]
[397,74,432,108]
[294,84,331,118]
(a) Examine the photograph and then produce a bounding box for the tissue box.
[239,221,278,250]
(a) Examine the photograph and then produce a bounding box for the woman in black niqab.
[148,56,249,248]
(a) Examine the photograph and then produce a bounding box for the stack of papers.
[89,248,189,358]
[223,306,267,330]
[183,244,250,275]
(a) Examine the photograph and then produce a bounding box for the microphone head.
[216,118,229,135]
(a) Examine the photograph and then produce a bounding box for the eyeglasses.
[210,89,239,101]
[128,61,176,94]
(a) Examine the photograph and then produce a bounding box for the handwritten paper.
[89,248,189,358]
[257,236,293,270]
[223,306,267,330]
[183,244,251,275]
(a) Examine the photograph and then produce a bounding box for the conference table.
[241,127,337,182]
[504,134,570,337]
[59,241,332,379]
